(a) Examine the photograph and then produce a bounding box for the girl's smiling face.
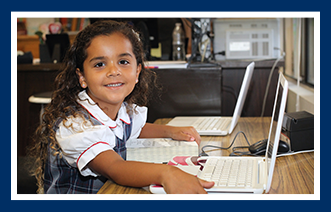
[77,33,141,119]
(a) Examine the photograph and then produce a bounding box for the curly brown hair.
[28,20,158,193]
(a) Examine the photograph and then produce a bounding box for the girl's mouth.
[106,83,123,87]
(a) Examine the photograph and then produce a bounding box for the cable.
[276,149,314,157]
[214,51,226,56]
[199,128,312,158]
[230,148,266,157]
[222,85,238,102]
[199,131,250,156]
[199,130,294,157]
[260,54,285,117]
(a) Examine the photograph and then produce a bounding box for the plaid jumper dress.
[44,110,132,194]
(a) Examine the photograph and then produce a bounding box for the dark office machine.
[147,67,222,123]
[45,33,70,63]
[17,51,33,64]
[282,111,314,152]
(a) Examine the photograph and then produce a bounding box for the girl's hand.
[167,126,201,145]
[140,123,201,145]
[88,150,212,193]
[161,165,214,194]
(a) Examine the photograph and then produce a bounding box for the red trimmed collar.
[77,90,131,128]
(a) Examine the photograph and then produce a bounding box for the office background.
[15,13,317,195]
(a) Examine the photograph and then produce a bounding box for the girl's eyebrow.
[119,52,133,58]
[88,56,106,63]
[88,53,133,63]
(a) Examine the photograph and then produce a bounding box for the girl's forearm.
[139,123,172,138]
[88,147,212,193]
[88,149,171,187]
[109,160,168,187]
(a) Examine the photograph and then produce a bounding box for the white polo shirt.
[55,90,147,177]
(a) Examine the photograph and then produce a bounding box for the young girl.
[29,20,214,194]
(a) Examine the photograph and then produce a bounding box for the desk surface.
[97,117,314,194]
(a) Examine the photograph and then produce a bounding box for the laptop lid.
[264,72,288,193]
[228,62,255,134]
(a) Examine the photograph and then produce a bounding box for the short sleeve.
[55,116,116,177]
[130,105,148,139]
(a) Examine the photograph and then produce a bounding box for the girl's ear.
[76,68,87,88]
[136,64,142,84]
[76,68,82,77]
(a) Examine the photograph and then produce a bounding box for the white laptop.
[150,72,288,194]
[167,62,255,136]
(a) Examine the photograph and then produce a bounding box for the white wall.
[286,77,314,115]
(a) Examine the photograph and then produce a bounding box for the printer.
[281,111,314,152]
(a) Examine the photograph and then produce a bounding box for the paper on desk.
[126,138,198,148]
[126,139,199,163]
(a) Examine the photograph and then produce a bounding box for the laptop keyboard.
[199,158,254,188]
[192,117,231,131]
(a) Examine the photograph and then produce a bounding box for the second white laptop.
[150,72,289,194]
[167,62,255,136]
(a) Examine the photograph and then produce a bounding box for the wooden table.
[97,117,314,194]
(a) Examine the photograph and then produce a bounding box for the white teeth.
[106,83,122,87]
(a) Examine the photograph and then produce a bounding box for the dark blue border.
[7,0,324,211]
[7,0,324,12]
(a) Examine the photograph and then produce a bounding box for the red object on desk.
[49,22,62,34]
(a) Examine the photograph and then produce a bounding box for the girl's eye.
[94,62,105,68]
[119,60,129,65]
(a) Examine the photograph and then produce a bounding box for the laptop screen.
[265,72,288,193]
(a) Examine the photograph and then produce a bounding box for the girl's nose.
[107,62,120,77]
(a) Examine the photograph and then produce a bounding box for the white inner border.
[12,11,320,201]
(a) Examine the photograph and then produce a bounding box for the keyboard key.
[200,158,255,189]
[193,117,231,131]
